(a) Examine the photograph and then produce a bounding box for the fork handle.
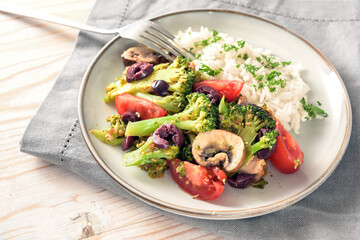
[0,3,118,35]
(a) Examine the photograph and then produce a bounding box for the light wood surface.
[0,1,222,239]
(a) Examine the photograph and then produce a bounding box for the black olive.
[121,136,136,151]
[228,174,255,188]
[126,62,154,83]
[152,124,184,149]
[195,85,219,103]
[152,80,169,97]
[121,111,140,123]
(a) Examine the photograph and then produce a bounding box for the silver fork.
[0,3,194,61]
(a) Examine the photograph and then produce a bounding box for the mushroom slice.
[122,46,168,66]
[192,130,246,173]
[238,156,266,182]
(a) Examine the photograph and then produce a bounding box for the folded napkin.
[21,0,360,239]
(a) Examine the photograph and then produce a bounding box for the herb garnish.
[237,40,246,48]
[194,53,202,59]
[300,98,328,120]
[243,63,259,77]
[199,64,223,77]
[281,61,291,67]
[262,54,280,69]
[222,43,239,52]
[243,53,249,60]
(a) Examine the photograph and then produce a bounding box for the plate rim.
[78,9,352,220]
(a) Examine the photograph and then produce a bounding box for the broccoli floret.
[243,129,279,166]
[140,161,168,178]
[104,56,195,102]
[125,93,218,136]
[123,137,179,167]
[90,114,126,145]
[220,104,276,146]
[220,104,278,166]
[181,132,197,162]
[134,92,187,114]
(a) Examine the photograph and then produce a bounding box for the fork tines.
[140,21,195,61]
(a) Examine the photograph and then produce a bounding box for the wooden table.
[0,1,222,239]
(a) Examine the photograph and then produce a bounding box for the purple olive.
[121,136,136,151]
[121,111,140,123]
[256,128,278,159]
[152,124,184,149]
[126,62,154,83]
[228,174,255,188]
[152,80,169,97]
[195,85,219,103]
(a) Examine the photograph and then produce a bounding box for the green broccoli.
[181,132,197,162]
[243,129,279,166]
[220,104,278,166]
[140,161,168,178]
[123,137,180,167]
[220,104,276,146]
[104,56,195,103]
[134,92,187,114]
[90,114,126,145]
[125,93,219,136]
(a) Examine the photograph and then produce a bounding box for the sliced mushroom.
[237,94,247,105]
[238,156,266,182]
[192,130,246,173]
[122,46,168,66]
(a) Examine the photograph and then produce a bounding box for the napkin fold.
[21,0,360,239]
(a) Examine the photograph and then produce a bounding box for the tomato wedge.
[167,159,227,201]
[193,80,244,102]
[115,93,167,120]
[269,120,304,174]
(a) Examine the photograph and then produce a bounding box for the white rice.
[176,27,310,134]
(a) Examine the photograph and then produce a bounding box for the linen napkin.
[21,0,360,239]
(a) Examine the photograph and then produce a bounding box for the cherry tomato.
[269,120,304,174]
[115,93,167,120]
[167,159,227,201]
[193,80,244,102]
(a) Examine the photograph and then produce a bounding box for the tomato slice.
[269,120,304,174]
[115,93,167,120]
[193,80,244,102]
[167,159,227,201]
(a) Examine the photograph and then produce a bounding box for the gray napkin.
[21,0,360,239]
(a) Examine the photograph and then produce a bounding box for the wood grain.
[0,1,223,239]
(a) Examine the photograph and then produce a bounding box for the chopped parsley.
[252,70,286,92]
[237,54,242,58]
[237,40,246,48]
[252,178,268,189]
[300,97,328,120]
[222,43,239,52]
[199,64,223,77]
[194,53,202,59]
[262,54,280,69]
[256,75,264,81]
[243,53,249,60]
[243,63,259,77]
[281,61,291,67]
[256,57,262,63]
[193,30,222,48]
[194,37,212,47]
[211,29,222,43]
